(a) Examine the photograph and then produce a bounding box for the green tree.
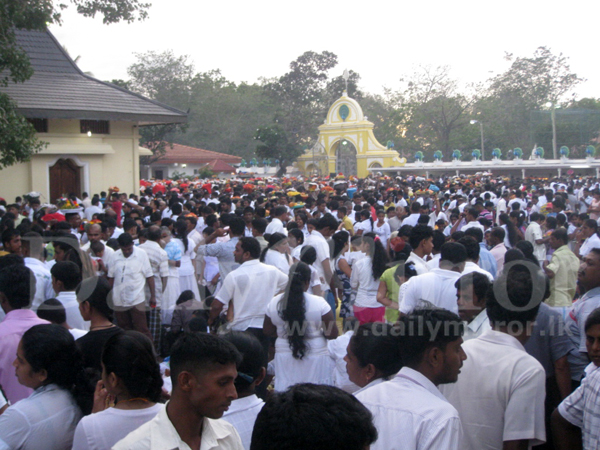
[254,124,302,176]
[0,0,151,169]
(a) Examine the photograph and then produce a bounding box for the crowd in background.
[0,172,599,449]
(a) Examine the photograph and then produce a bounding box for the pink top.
[0,309,49,404]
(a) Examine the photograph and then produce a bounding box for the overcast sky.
[50,0,599,100]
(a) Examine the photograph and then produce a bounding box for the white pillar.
[522,169,526,179]
[456,169,459,177]
[426,170,430,179]
[558,168,562,178]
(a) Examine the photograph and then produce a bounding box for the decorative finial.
[342,69,349,95]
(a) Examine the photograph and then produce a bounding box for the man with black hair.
[108,233,155,341]
[209,237,287,334]
[356,309,466,450]
[0,264,48,404]
[441,263,547,450]
[464,227,497,278]
[22,231,54,311]
[51,260,87,330]
[575,219,600,258]
[221,331,267,449]
[251,218,268,251]
[1,228,21,256]
[455,271,492,340]
[114,332,243,450]
[400,242,467,315]
[406,224,433,275]
[426,230,446,270]
[253,383,377,450]
[265,205,289,236]
[543,228,579,308]
[37,298,87,339]
[488,227,507,275]
[458,236,494,282]
[305,213,338,300]
[400,201,422,227]
[525,212,547,264]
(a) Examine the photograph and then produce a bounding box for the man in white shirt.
[83,196,103,221]
[440,264,547,450]
[108,233,155,342]
[458,236,494,282]
[400,202,422,227]
[525,213,548,263]
[209,237,288,332]
[21,232,54,311]
[576,219,600,258]
[81,223,115,270]
[406,224,433,275]
[356,309,467,450]
[488,227,508,276]
[265,206,289,236]
[457,208,484,233]
[113,333,243,450]
[304,214,338,295]
[51,261,89,330]
[495,192,509,225]
[455,272,492,340]
[400,242,467,315]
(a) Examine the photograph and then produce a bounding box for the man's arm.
[208,299,225,327]
[553,355,572,400]
[551,408,582,450]
[146,276,156,308]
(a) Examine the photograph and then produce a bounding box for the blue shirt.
[478,242,497,279]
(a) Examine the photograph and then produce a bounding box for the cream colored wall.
[0,119,141,202]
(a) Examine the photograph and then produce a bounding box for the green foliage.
[139,123,188,165]
[169,170,187,181]
[197,166,214,178]
[254,124,301,176]
[0,0,151,169]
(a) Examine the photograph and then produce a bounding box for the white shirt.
[222,395,264,450]
[580,233,600,257]
[400,213,421,227]
[265,218,287,236]
[0,384,82,450]
[461,221,484,233]
[25,257,55,311]
[525,222,546,262]
[406,252,430,275]
[350,256,381,308]
[356,367,465,450]
[72,403,162,450]
[138,241,169,308]
[108,246,153,308]
[400,268,461,315]
[215,259,288,330]
[440,330,546,450]
[263,250,291,275]
[328,331,360,393]
[57,291,89,330]
[463,309,492,341]
[113,403,243,450]
[84,205,103,221]
[304,230,331,287]
[462,261,494,282]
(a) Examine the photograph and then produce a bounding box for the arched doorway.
[49,158,82,202]
[335,140,357,176]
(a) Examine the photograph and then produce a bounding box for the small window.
[80,120,110,135]
[27,118,48,133]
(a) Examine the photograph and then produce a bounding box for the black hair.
[455,272,491,302]
[21,324,93,414]
[170,332,241,387]
[102,330,163,403]
[552,228,569,245]
[486,262,546,328]
[584,219,599,232]
[251,218,268,234]
[239,237,261,260]
[350,323,402,379]
[362,232,390,279]
[229,217,246,236]
[300,245,317,265]
[272,205,288,217]
[440,242,467,265]
[409,224,433,250]
[222,331,266,394]
[398,224,413,238]
[250,383,377,450]
[457,236,480,262]
[395,309,464,367]
[0,264,34,308]
[358,210,374,231]
[279,262,311,359]
[260,232,287,262]
[51,261,82,290]
[117,232,134,247]
[490,226,506,242]
[431,230,446,252]
[316,213,338,232]
[288,228,304,245]
[394,260,418,281]
[499,213,518,247]
[37,298,66,324]
[464,226,484,243]
[76,276,114,321]
[515,240,539,266]
[331,230,349,259]
[147,226,162,242]
[174,220,189,252]
[585,308,600,333]
[1,228,19,246]
[176,290,195,306]
[0,253,24,271]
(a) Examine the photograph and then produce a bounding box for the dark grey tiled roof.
[0,29,187,124]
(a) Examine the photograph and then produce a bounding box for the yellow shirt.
[545,245,579,307]
[340,216,354,235]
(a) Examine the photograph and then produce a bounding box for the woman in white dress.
[174,220,201,302]
[373,209,391,250]
[72,331,163,450]
[263,262,339,391]
[344,322,402,395]
[260,232,292,274]
[160,227,181,327]
[354,209,374,236]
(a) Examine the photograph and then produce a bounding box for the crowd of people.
[0,171,599,449]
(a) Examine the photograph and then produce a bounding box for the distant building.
[0,29,186,202]
[145,143,241,179]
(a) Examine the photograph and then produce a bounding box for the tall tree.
[254,124,302,176]
[0,0,151,168]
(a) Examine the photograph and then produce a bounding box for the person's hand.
[149,295,157,308]
[214,228,228,237]
[92,380,114,413]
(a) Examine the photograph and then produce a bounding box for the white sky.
[50,0,599,100]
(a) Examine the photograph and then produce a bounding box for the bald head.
[147,225,162,242]
[87,224,102,243]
